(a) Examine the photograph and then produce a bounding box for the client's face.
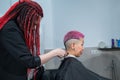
[74,38,84,57]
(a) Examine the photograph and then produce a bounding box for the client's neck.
[66,50,76,56]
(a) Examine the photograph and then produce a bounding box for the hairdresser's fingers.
[55,48,67,58]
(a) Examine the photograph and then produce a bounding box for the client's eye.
[81,43,84,46]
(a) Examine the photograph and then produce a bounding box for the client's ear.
[71,43,76,50]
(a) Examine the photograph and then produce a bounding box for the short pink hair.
[64,30,84,43]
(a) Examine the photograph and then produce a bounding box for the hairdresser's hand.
[40,48,67,64]
[51,48,67,58]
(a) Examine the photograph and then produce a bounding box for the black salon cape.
[55,57,111,80]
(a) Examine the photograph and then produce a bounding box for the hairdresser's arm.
[39,48,66,65]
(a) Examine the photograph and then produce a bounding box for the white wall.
[0,1,11,17]
[51,0,120,48]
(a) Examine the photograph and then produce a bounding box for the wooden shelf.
[98,48,120,51]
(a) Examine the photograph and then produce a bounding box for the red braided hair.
[0,0,43,56]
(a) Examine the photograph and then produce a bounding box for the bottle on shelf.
[111,39,115,48]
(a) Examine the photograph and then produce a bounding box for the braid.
[0,1,43,56]
[16,1,43,55]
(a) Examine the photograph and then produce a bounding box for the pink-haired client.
[55,30,111,80]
